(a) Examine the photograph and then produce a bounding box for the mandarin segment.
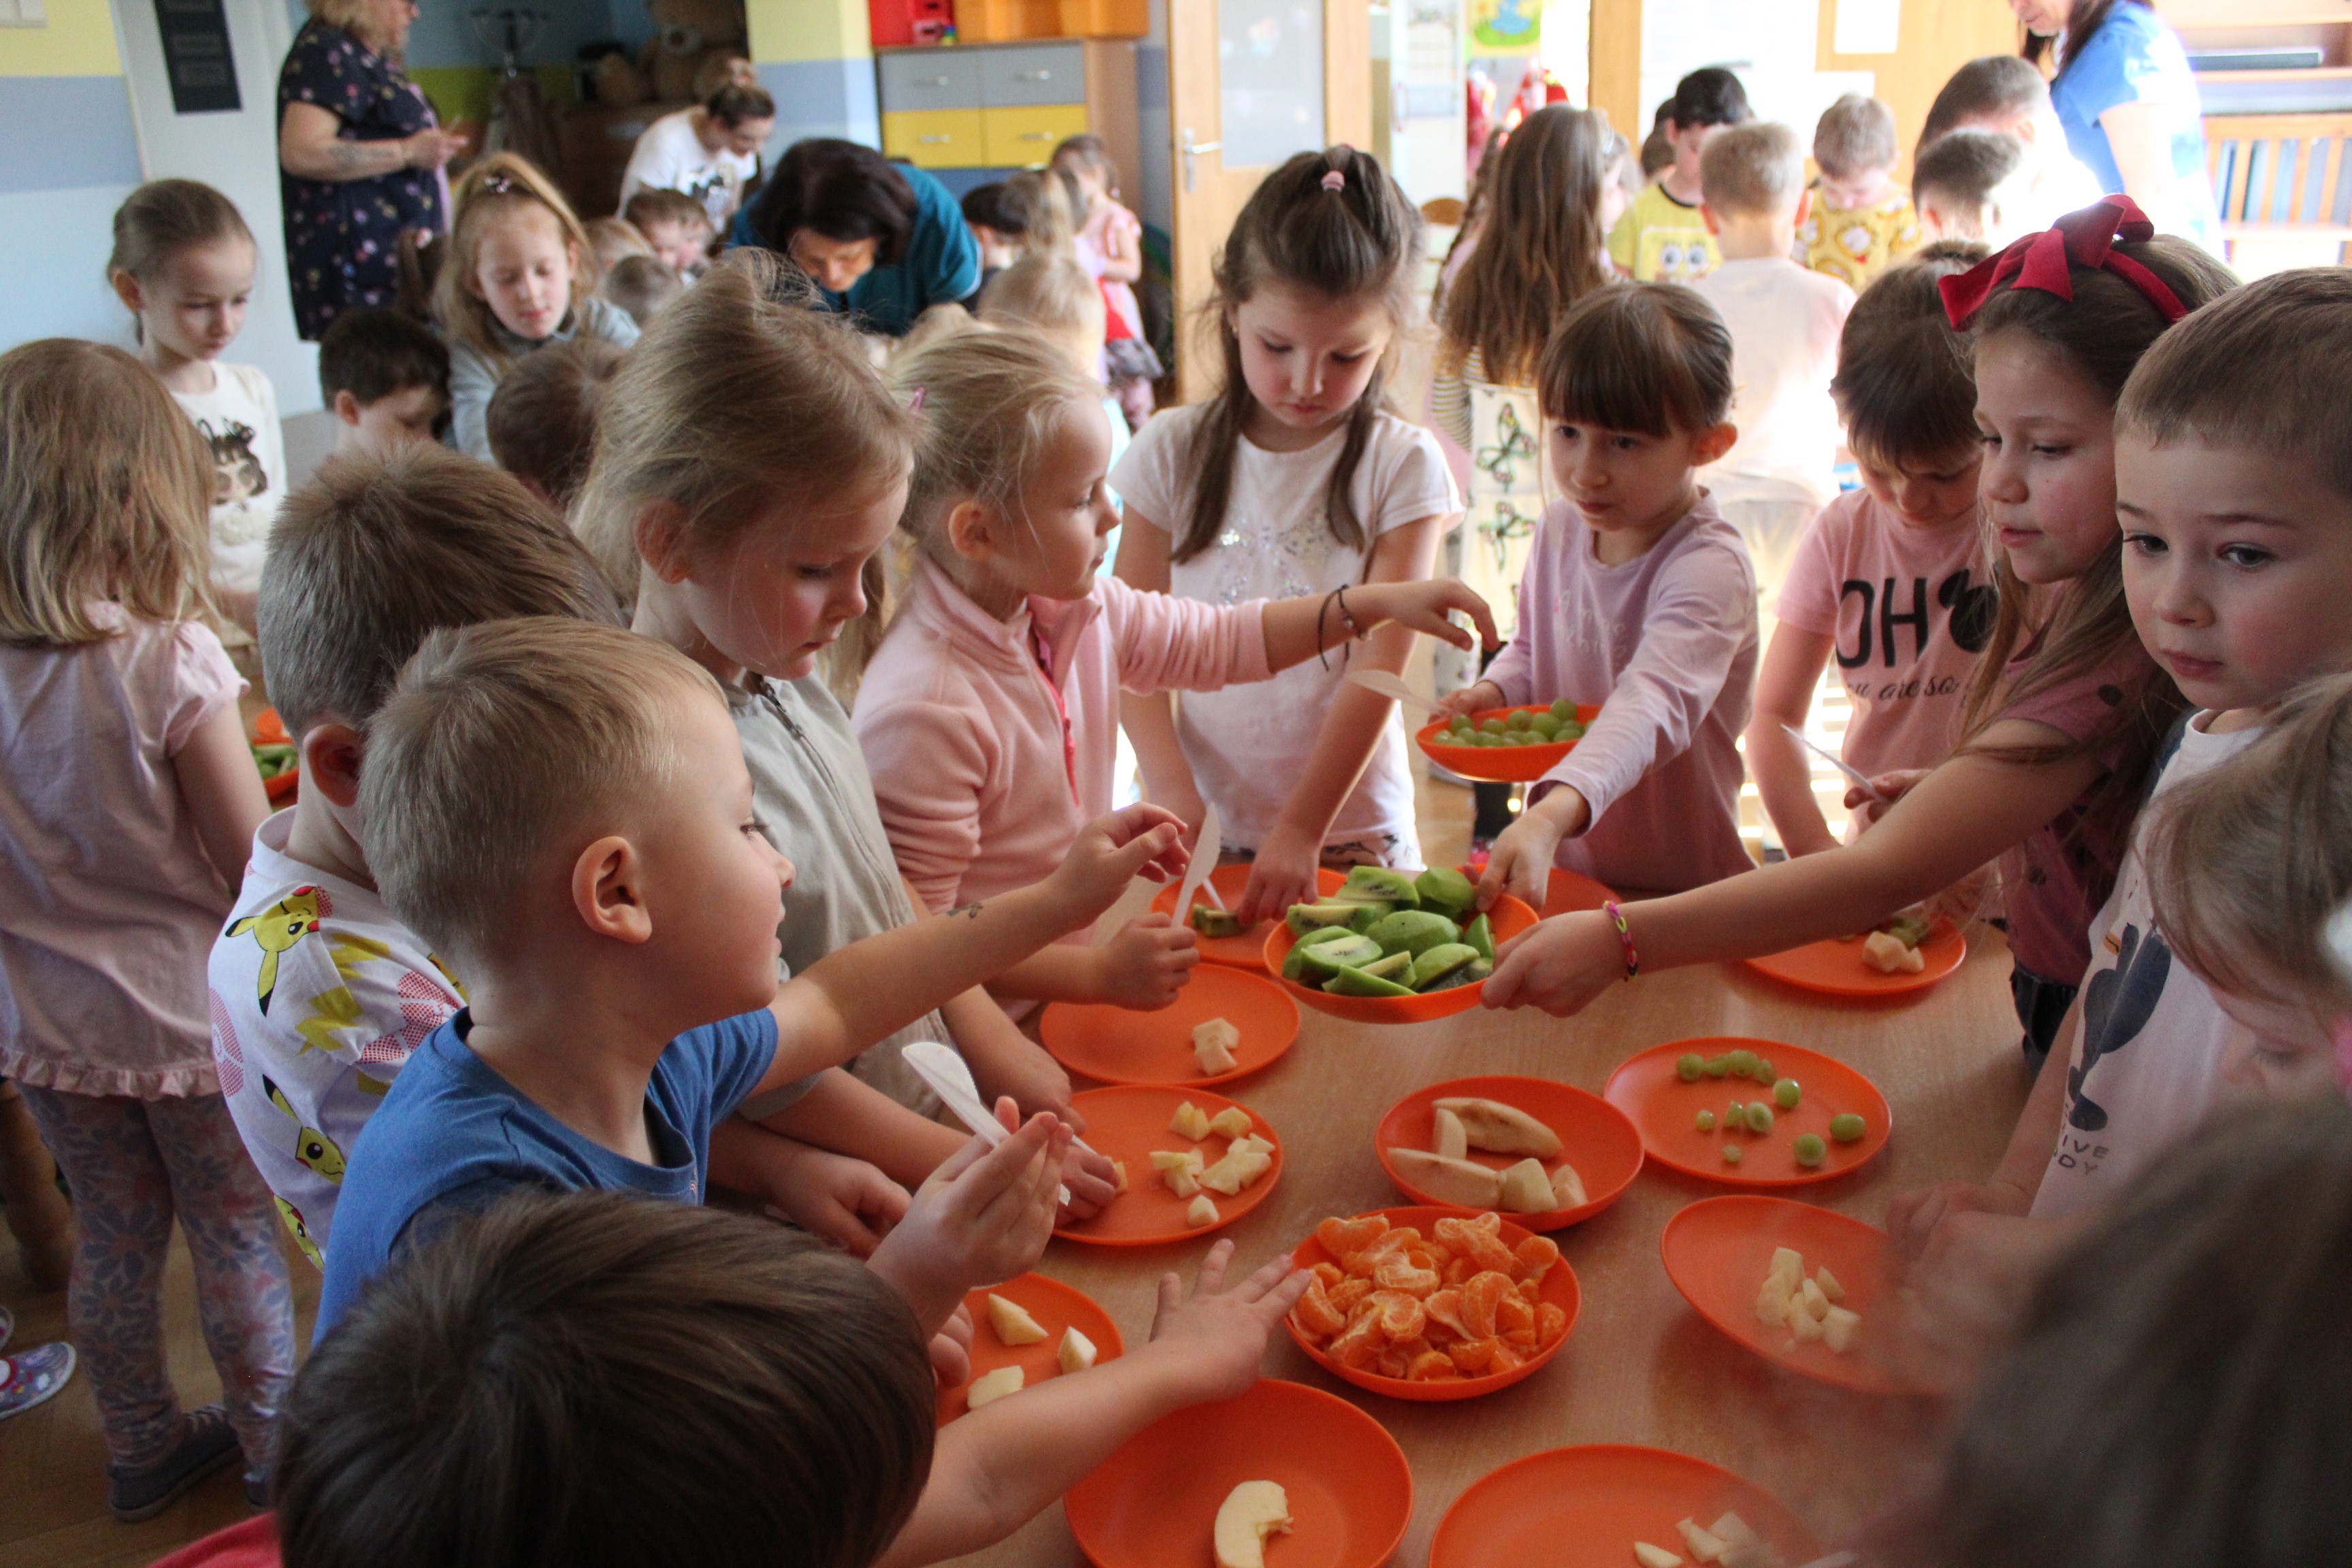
[1290,1277,1347,1337]
[1318,1214,1390,1258]
[1513,1235,1561,1281]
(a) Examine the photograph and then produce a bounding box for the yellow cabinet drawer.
[982,104,1091,168]
[882,109,987,168]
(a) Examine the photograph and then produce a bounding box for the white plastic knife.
[1173,802,1221,928]
[902,1040,1087,1203]
[1782,723,1886,803]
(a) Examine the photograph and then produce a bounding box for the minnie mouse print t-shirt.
[172,361,286,600]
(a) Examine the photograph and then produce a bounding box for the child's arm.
[932,948,1079,1120]
[1744,624,1842,858]
[757,1068,967,1190]
[1111,521,1209,832]
[445,347,497,463]
[1482,719,2104,1015]
[756,804,1186,1093]
[173,701,271,887]
[876,1241,1311,1568]
[1238,515,1450,924]
[1889,996,2080,1258]
[981,917,1200,1011]
[1096,204,1143,284]
[706,1116,909,1258]
[1258,577,1497,671]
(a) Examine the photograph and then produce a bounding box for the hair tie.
[906,387,926,412]
[478,169,522,197]
[1938,195,2188,330]
[1320,169,1346,193]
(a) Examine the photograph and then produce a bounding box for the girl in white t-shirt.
[108,180,286,634]
[1112,146,1462,924]
[0,340,293,1513]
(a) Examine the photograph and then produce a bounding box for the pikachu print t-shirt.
[172,362,286,599]
[2031,715,2262,1222]
[210,811,463,1267]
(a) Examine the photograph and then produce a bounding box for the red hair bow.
[1938,195,2189,330]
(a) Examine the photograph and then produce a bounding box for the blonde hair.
[0,340,212,647]
[583,216,652,282]
[978,252,1106,373]
[573,248,917,600]
[1000,169,1075,256]
[896,301,980,357]
[304,0,376,42]
[1814,93,1898,182]
[359,617,722,964]
[889,330,1101,559]
[434,154,594,366]
[1699,120,1805,219]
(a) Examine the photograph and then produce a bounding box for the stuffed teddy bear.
[644,0,748,104]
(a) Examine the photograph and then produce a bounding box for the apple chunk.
[1213,1480,1293,1568]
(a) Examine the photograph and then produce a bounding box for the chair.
[2204,112,2352,274]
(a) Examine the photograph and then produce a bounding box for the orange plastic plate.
[936,1272,1124,1424]
[1416,702,1603,784]
[252,707,298,804]
[1284,1205,1580,1401]
[1539,868,1618,919]
[1150,865,1344,968]
[1429,1444,1821,1568]
[1661,1194,1939,1395]
[1052,1085,1282,1246]
[1260,878,1539,1025]
[1040,964,1300,1088]
[1374,1075,1644,1231]
[1066,1378,1413,1568]
[1743,916,1967,997]
[1604,1039,1891,1188]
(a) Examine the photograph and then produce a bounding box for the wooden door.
[1165,0,1375,402]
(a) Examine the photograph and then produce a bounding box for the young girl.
[1482,200,2234,1054]
[1112,147,1463,923]
[0,340,295,1514]
[854,329,1494,1007]
[108,180,284,634]
[1748,244,1992,858]
[1050,133,1146,342]
[1441,281,1757,898]
[437,153,639,464]
[978,252,1130,491]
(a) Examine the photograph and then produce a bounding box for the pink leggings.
[18,1085,295,1474]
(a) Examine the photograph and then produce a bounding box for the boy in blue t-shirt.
[318,615,1187,1337]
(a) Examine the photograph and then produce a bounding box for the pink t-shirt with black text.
[1774,489,1994,779]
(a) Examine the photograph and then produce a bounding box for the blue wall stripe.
[0,76,143,195]
[755,55,882,154]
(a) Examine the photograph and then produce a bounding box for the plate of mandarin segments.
[935,1273,1123,1424]
[1039,964,1298,1087]
[1375,1075,1644,1231]
[1429,1444,1823,1568]
[1150,864,1344,968]
[1283,1205,1578,1401]
[1064,1378,1414,1568]
[1743,916,1967,997]
[1051,1085,1281,1246]
[1605,1039,1891,1188]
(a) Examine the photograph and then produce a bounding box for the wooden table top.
[956,926,2034,1567]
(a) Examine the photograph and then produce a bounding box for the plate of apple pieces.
[938,1273,1123,1423]
[1742,908,1967,998]
[1263,865,1540,1024]
[1053,1085,1283,1245]
[1376,1076,1646,1232]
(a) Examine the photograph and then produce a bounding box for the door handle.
[1181,129,1222,192]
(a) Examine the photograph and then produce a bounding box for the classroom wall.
[0,0,144,351]
[746,0,878,157]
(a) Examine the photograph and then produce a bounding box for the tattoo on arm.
[946,902,986,920]
[327,139,399,176]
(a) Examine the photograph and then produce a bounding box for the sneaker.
[0,1341,74,1422]
[108,1403,240,1522]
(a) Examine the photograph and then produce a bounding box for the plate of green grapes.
[1417,702,1600,784]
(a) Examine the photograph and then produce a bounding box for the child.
[960,182,1020,288]
[0,340,295,1516]
[484,337,623,512]
[598,252,684,328]
[1000,168,1077,258]
[1691,120,1857,597]
[1607,67,1750,282]
[1441,282,1756,898]
[857,327,1495,1002]
[108,179,284,632]
[1051,133,1145,341]
[436,153,640,464]
[317,615,1182,1330]
[574,252,1115,1124]
[1918,55,2105,234]
[1746,246,1992,858]
[1477,200,2235,1047]
[280,1192,1309,1568]
[1799,93,1923,291]
[1112,147,1463,921]
[583,214,652,282]
[617,80,776,229]
[1914,129,2035,249]
[978,252,1131,489]
[316,307,448,458]
[621,186,715,279]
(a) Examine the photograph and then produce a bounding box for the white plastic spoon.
[1343,668,1448,717]
[1781,723,1887,804]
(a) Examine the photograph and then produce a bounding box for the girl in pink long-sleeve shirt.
[854,331,1496,1013]
[1446,282,1759,902]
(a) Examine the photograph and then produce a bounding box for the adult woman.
[275,0,465,340]
[732,138,980,336]
[618,81,777,229]
[2014,0,2217,251]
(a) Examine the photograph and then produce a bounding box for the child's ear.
[108,268,145,315]
[634,500,695,585]
[1699,203,1721,236]
[1695,421,1740,468]
[943,497,1000,563]
[300,721,367,808]
[572,835,654,945]
[332,389,364,428]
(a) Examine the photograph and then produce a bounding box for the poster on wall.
[1469,0,1543,56]
[152,0,242,113]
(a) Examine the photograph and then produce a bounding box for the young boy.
[621,186,716,280]
[315,308,448,459]
[1912,128,2034,247]
[274,1193,1308,1568]
[1690,120,1856,598]
[484,337,623,512]
[316,615,1184,1333]
[1916,54,2104,233]
[1799,94,1923,291]
[960,182,1021,290]
[600,252,684,328]
[1607,67,1750,282]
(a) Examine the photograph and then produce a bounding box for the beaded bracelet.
[1601,899,1639,981]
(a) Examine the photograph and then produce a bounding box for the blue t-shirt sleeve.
[2058,5,2168,122]
[695,1008,782,1122]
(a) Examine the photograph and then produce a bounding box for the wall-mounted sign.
[153,0,240,114]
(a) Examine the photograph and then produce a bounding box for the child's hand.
[971,1034,1081,1129]
[1480,909,1624,1017]
[1886,1177,2033,1262]
[1848,767,1930,826]
[1437,680,1505,721]
[1476,810,1566,911]
[868,1098,1070,1330]
[1088,915,1200,1009]
[763,1147,913,1259]
[1356,578,1501,653]
[1051,803,1190,918]
[1137,1239,1313,1407]
[929,1305,975,1388]
[1233,826,1322,927]
[1056,1143,1121,1223]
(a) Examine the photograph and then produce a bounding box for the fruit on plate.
[1548,1162,1588,1208]
[1212,1480,1293,1568]
[1193,1017,1241,1075]
[1058,1326,1098,1373]
[1439,704,1588,748]
[1170,1102,1212,1141]
[1363,909,1461,959]
[1415,865,1477,920]
[1186,1194,1221,1227]
[1281,892,1497,996]
[1388,1148,1503,1208]
[1189,904,1247,938]
[1496,1157,1554,1213]
[1434,1097,1564,1158]
[1290,1211,1569,1382]
[1675,1512,1780,1567]
[1634,1543,1684,1568]
[1830,1113,1867,1143]
[1335,865,1420,909]
[1754,1245,1861,1354]
[985,1292,1047,1346]
[1199,1144,1275,1196]
[1152,1149,1205,1197]
[1862,930,1926,974]
[1208,1106,1254,1139]
[250,739,298,781]
[1433,1106,1469,1161]
[965,1365,1024,1410]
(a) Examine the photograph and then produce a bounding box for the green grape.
[1829,1113,1867,1143]
[1480,717,1507,735]
[1744,1103,1774,1134]
[1550,698,1577,720]
[1727,1049,1759,1079]
[1703,1055,1731,1079]
[1773,1079,1800,1111]
[1676,1052,1704,1081]
[1722,1144,1744,1165]
[1557,721,1585,740]
[1755,1059,1776,1085]
[1793,1133,1827,1167]
[1695,1109,1717,1131]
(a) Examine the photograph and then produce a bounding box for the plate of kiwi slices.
[1262,864,1539,1024]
